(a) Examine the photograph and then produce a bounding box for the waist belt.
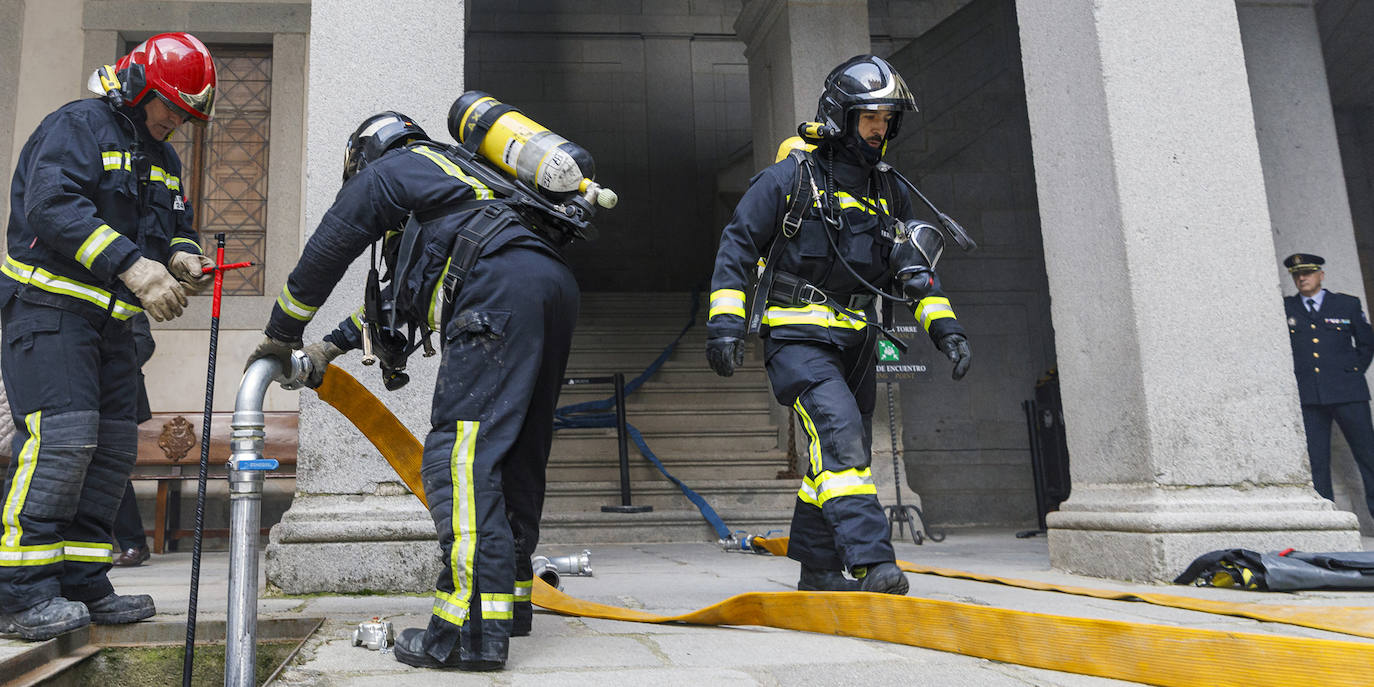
[768,270,875,312]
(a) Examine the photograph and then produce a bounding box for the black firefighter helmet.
[343,111,430,182]
[816,55,918,142]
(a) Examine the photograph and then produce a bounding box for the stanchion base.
[601,505,653,513]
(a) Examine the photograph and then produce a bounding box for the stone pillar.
[1238,0,1373,532]
[264,0,465,593]
[734,0,870,172]
[1014,0,1359,582]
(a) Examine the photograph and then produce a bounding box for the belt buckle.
[800,284,827,306]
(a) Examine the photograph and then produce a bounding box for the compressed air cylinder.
[449,91,597,195]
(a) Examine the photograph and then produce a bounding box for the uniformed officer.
[1283,253,1374,519]
[706,55,971,595]
[0,33,216,640]
[248,110,583,670]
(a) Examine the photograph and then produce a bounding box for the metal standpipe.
[225,353,310,687]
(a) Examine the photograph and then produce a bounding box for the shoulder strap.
[747,151,816,335]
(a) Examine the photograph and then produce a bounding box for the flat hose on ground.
[314,365,1374,687]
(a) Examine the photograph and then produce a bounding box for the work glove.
[168,252,216,294]
[248,336,299,373]
[301,341,345,388]
[119,257,188,322]
[938,333,972,381]
[706,336,746,377]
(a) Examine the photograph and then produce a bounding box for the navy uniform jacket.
[264,143,560,344]
[3,98,203,322]
[1285,290,1374,405]
[707,143,963,349]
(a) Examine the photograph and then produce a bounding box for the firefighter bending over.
[248,103,600,670]
[706,55,972,595]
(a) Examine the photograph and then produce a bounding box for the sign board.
[874,310,930,383]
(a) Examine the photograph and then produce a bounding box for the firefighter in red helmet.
[0,33,217,640]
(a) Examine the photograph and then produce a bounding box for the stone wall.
[885,0,1049,528]
[465,1,752,292]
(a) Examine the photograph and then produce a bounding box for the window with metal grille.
[167,45,272,296]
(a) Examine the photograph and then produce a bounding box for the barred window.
[167,45,272,296]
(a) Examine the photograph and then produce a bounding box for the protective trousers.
[0,295,137,613]
[765,332,894,573]
[1301,401,1374,518]
[417,245,577,666]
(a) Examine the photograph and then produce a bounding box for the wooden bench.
[133,411,298,553]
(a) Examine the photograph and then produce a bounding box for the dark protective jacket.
[264,143,562,344]
[707,141,962,348]
[1285,290,1374,406]
[3,97,203,322]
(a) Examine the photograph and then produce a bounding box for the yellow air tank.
[448,91,616,208]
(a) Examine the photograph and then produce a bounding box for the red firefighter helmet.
[113,33,217,122]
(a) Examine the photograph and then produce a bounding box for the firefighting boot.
[797,564,861,591]
[84,592,156,624]
[855,562,909,595]
[0,597,90,640]
[392,627,504,671]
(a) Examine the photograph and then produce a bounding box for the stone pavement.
[25,529,1374,685]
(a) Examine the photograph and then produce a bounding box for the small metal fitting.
[352,618,393,651]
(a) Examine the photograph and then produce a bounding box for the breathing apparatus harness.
[358,140,602,391]
[750,124,976,352]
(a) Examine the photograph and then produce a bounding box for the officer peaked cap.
[1284,253,1325,273]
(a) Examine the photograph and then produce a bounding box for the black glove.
[938,333,971,381]
[706,336,746,377]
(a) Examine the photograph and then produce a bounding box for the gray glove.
[301,341,345,388]
[248,336,299,372]
[938,333,972,381]
[119,257,188,322]
[169,252,216,294]
[706,336,746,377]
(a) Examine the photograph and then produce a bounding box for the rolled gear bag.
[1175,548,1374,591]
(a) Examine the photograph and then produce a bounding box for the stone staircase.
[539,292,798,544]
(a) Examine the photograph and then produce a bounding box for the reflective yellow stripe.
[785,190,889,215]
[440,419,480,627]
[411,146,494,199]
[803,468,878,506]
[2,256,143,320]
[349,307,364,332]
[276,285,318,322]
[915,296,956,331]
[515,579,533,600]
[429,257,452,330]
[433,589,468,626]
[0,543,64,567]
[481,593,515,619]
[170,237,201,251]
[75,224,121,269]
[2,412,41,550]
[763,303,867,330]
[793,399,823,475]
[710,288,746,319]
[101,151,130,171]
[63,541,113,563]
[148,165,181,192]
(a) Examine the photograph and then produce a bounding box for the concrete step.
[559,384,773,410]
[546,452,792,482]
[537,508,793,545]
[556,407,773,433]
[563,363,767,388]
[544,479,799,512]
[551,426,779,457]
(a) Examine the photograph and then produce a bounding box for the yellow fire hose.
[315,366,1374,686]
